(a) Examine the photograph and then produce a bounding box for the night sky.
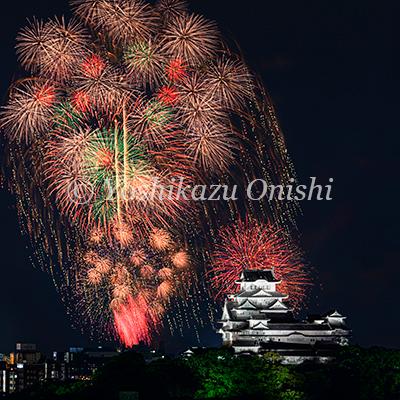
[0,0,398,354]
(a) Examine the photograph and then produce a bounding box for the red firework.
[112,294,153,346]
[165,58,187,82]
[157,86,179,106]
[209,218,311,309]
[81,54,106,79]
[71,90,91,112]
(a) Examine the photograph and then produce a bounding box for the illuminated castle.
[218,270,351,364]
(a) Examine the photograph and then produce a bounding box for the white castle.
[218,270,351,364]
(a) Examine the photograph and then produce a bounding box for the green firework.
[83,127,150,222]
[124,41,154,69]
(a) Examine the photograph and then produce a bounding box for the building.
[46,346,120,381]
[0,343,45,396]
[218,270,351,364]
[68,346,119,380]
[0,362,8,395]
[0,344,119,395]
[10,343,42,365]
[7,363,45,394]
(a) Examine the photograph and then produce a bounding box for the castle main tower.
[219,269,351,364]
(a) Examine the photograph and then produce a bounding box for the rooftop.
[236,289,288,298]
[238,270,281,283]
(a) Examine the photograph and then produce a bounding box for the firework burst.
[209,218,311,310]
[155,0,188,25]
[188,121,237,173]
[78,0,157,45]
[161,13,220,64]
[16,17,89,81]
[206,57,253,109]
[124,40,165,89]
[1,80,57,143]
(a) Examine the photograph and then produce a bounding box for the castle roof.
[236,289,288,299]
[268,300,289,310]
[252,321,270,330]
[324,310,346,318]
[237,270,280,283]
[237,300,258,310]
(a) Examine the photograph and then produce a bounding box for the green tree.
[337,346,400,400]
[145,357,196,399]
[92,351,146,399]
[185,349,306,399]
[256,353,306,400]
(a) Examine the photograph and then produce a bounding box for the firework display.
[209,218,311,310]
[1,0,306,347]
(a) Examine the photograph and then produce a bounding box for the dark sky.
[0,0,398,354]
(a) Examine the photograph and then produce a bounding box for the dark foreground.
[5,346,400,400]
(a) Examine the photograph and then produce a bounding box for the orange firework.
[171,250,189,269]
[157,281,173,300]
[130,249,146,266]
[87,268,102,285]
[149,228,172,251]
[95,257,112,274]
[158,267,173,280]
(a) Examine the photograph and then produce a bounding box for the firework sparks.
[209,218,311,310]
[76,224,192,345]
[90,0,157,45]
[1,80,57,143]
[124,40,165,89]
[149,228,172,251]
[16,17,89,81]
[157,86,179,106]
[161,13,220,64]
[130,249,146,266]
[206,57,253,109]
[155,0,188,25]
[165,58,187,82]
[171,250,189,269]
[188,122,237,172]
[113,294,152,346]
